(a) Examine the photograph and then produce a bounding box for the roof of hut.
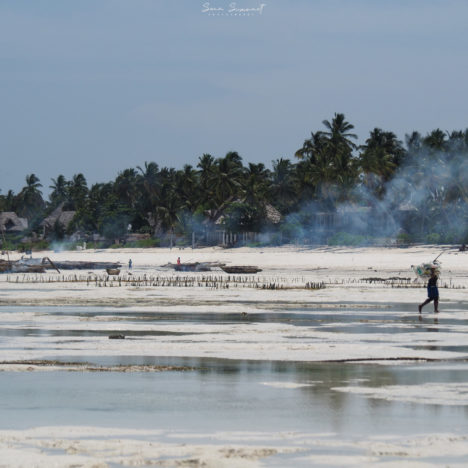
[0,212,28,232]
[264,203,281,224]
[40,203,76,230]
[210,200,282,226]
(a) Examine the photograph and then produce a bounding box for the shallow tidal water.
[1,359,468,436]
[1,302,468,465]
[1,360,468,438]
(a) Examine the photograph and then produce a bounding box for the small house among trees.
[0,212,28,233]
[40,203,76,239]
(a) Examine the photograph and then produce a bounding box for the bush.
[245,241,262,248]
[327,232,367,246]
[279,221,303,243]
[425,232,441,244]
[175,238,189,247]
[100,216,130,240]
[0,240,16,251]
[396,232,413,245]
[35,240,50,250]
[440,227,467,244]
[125,238,160,248]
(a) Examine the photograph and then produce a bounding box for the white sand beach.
[0,245,467,467]
[1,245,466,363]
[1,245,466,315]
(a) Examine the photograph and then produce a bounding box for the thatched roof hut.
[0,212,28,233]
[40,204,76,233]
[212,202,282,226]
[264,203,281,224]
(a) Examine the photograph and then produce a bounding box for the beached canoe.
[106,268,121,275]
[221,266,262,274]
[174,262,211,272]
[43,260,121,270]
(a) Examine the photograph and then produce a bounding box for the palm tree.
[209,152,245,208]
[24,173,42,192]
[18,174,44,220]
[405,131,423,154]
[322,113,358,152]
[197,154,215,207]
[243,162,270,206]
[322,113,359,192]
[362,129,405,164]
[295,114,359,207]
[49,175,69,208]
[270,158,297,213]
[225,151,243,168]
[137,161,159,202]
[136,162,160,230]
[0,190,17,212]
[146,167,182,238]
[114,169,139,209]
[73,182,113,233]
[423,129,447,152]
[176,164,199,212]
[156,188,181,246]
[447,130,468,157]
[156,196,180,233]
[68,174,88,210]
[302,148,340,206]
[359,128,404,197]
[295,131,327,160]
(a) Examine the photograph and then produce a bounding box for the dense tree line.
[1,113,468,245]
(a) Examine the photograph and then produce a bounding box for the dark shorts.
[428,286,439,300]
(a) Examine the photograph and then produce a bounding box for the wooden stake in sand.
[41,257,61,274]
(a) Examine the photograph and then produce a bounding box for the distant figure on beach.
[460,243,466,252]
[128,259,132,269]
[177,257,181,265]
[418,266,439,313]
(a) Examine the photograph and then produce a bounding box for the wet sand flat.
[0,245,467,466]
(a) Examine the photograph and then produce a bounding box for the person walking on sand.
[419,266,439,313]
[128,259,132,269]
[177,257,181,265]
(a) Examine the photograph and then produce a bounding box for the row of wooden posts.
[5,273,465,290]
[6,273,325,290]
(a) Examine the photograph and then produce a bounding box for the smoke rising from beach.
[276,143,468,245]
[161,143,468,247]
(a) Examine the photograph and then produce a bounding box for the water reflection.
[1,303,468,436]
[0,328,192,338]
[0,360,467,436]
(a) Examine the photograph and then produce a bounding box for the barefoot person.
[418,266,439,313]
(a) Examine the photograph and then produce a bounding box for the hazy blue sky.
[1,0,467,194]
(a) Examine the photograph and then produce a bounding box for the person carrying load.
[418,266,439,314]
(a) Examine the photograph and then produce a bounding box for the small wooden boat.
[174,262,211,272]
[48,261,121,270]
[0,260,46,273]
[24,265,47,273]
[221,265,262,274]
[106,268,121,275]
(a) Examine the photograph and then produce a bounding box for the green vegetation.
[327,232,368,246]
[125,239,161,248]
[2,113,468,248]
